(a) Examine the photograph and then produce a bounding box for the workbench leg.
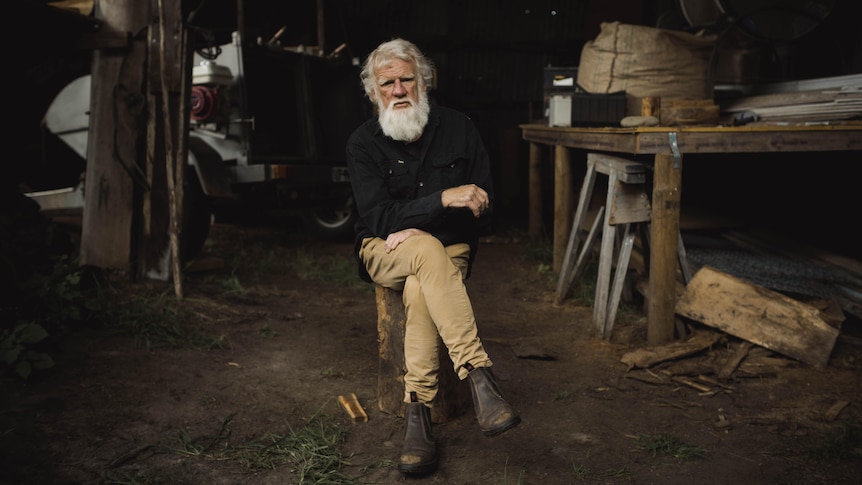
[648,153,682,345]
[553,145,574,274]
[528,142,543,241]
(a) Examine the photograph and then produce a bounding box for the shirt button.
[419,182,424,187]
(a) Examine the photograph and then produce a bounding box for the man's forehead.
[377,59,415,79]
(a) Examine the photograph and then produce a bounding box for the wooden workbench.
[520,123,862,345]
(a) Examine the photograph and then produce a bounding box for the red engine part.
[190,85,220,122]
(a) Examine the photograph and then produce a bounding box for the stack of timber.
[720,74,862,124]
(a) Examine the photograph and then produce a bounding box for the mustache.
[388,98,415,109]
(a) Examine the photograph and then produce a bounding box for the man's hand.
[384,228,430,253]
[441,184,489,218]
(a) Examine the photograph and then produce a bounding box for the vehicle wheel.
[301,189,358,242]
[182,169,213,263]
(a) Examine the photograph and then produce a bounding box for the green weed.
[0,321,54,380]
[103,289,228,351]
[805,421,862,463]
[319,367,344,379]
[502,455,526,484]
[1,255,100,380]
[166,413,235,457]
[103,471,168,484]
[292,249,367,290]
[570,452,630,481]
[636,432,708,461]
[155,407,354,483]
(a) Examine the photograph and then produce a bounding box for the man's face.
[375,59,420,111]
[374,58,429,143]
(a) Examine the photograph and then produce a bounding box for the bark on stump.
[376,285,471,423]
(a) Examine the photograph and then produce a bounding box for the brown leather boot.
[467,366,521,436]
[398,401,438,475]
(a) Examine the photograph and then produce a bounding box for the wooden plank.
[723,90,862,111]
[555,160,598,305]
[609,180,651,225]
[338,393,369,423]
[553,146,574,273]
[620,329,721,369]
[648,152,682,345]
[661,99,720,126]
[593,177,616,337]
[675,266,840,369]
[81,0,151,270]
[528,142,543,240]
[717,341,753,379]
[521,124,862,156]
[636,130,862,154]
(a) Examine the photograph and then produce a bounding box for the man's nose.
[393,79,407,97]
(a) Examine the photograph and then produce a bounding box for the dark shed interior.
[10,0,862,260]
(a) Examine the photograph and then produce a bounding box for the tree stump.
[376,285,471,423]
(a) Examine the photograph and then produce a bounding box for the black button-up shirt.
[346,103,495,282]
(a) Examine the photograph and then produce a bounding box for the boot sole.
[482,415,521,437]
[398,460,438,475]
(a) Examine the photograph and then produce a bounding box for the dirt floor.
[2,217,861,485]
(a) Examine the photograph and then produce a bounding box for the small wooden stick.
[338,393,369,423]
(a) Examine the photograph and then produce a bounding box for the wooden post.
[553,145,574,273]
[141,0,189,294]
[376,286,471,424]
[648,152,682,345]
[81,0,152,271]
[528,141,543,241]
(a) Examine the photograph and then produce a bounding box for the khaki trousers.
[360,235,492,405]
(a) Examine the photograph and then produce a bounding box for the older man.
[346,38,520,475]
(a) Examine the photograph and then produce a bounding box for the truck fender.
[187,137,234,197]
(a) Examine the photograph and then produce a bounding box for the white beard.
[378,93,430,143]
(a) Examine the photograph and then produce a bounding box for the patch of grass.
[359,458,395,474]
[1,321,54,380]
[157,407,354,483]
[523,239,553,266]
[218,273,247,296]
[636,432,708,461]
[1,255,103,380]
[292,249,367,290]
[595,467,630,479]
[249,247,291,276]
[319,367,344,379]
[572,462,588,480]
[502,455,526,484]
[103,289,229,351]
[567,254,599,307]
[103,471,168,484]
[523,237,600,303]
[805,421,862,463]
[570,452,630,481]
[166,413,235,457]
[259,324,278,338]
[233,412,352,482]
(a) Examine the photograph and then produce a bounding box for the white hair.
[359,38,435,103]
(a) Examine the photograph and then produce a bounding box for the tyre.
[181,168,213,263]
[300,189,358,242]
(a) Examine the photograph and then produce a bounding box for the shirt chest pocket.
[430,153,470,188]
[385,160,414,199]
